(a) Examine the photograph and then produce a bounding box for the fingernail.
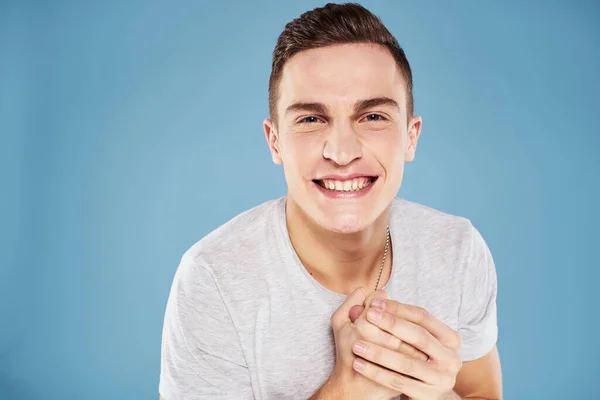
[371,298,386,309]
[353,341,367,355]
[368,309,382,321]
[353,358,366,371]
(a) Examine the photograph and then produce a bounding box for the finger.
[355,291,429,362]
[352,356,429,399]
[352,340,441,385]
[354,316,429,362]
[353,289,389,323]
[330,286,369,330]
[349,290,388,324]
[370,300,462,351]
[367,309,451,363]
[364,290,390,309]
[396,340,429,363]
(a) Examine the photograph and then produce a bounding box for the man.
[159,3,502,399]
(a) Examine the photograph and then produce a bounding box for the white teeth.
[319,177,375,192]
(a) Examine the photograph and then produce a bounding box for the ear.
[404,115,422,162]
[264,118,283,165]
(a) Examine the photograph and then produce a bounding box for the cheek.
[363,132,404,161]
[283,136,323,170]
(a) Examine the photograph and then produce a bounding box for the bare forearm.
[443,392,498,400]
[309,378,347,400]
[309,374,373,400]
[311,379,499,400]
[308,382,334,399]
[312,387,493,400]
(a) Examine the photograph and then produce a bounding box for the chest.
[242,298,338,399]
[235,276,461,399]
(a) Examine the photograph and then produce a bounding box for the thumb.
[349,305,365,323]
[330,286,369,330]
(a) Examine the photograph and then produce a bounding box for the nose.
[322,123,362,166]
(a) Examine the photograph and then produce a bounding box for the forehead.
[278,43,406,113]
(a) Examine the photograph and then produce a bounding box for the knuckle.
[454,332,463,349]
[415,328,431,350]
[389,313,403,331]
[402,357,415,374]
[415,336,429,351]
[354,286,368,301]
[412,306,431,322]
[414,348,429,362]
[364,292,377,305]
[370,345,382,360]
[389,335,403,351]
[383,298,397,312]
[442,354,462,373]
[389,374,407,391]
[412,346,429,362]
[382,311,393,326]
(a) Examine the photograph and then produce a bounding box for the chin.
[314,209,376,234]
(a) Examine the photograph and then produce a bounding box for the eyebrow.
[285,102,327,116]
[285,97,400,116]
[354,97,400,113]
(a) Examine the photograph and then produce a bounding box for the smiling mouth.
[313,176,378,192]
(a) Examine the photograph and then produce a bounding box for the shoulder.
[391,197,475,244]
[390,198,492,278]
[176,197,284,282]
[389,199,497,337]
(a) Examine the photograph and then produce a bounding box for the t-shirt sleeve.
[457,223,499,362]
[159,254,254,400]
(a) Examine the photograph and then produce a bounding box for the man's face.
[264,43,421,234]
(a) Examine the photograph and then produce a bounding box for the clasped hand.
[346,290,463,400]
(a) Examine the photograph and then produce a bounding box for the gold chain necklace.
[374,226,390,291]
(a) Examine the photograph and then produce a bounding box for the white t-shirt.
[159,197,498,399]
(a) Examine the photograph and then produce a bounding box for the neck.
[285,199,393,295]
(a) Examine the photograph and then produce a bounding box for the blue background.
[1,0,598,398]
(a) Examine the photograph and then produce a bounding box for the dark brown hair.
[268,2,413,123]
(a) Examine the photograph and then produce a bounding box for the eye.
[298,116,323,124]
[363,113,386,122]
